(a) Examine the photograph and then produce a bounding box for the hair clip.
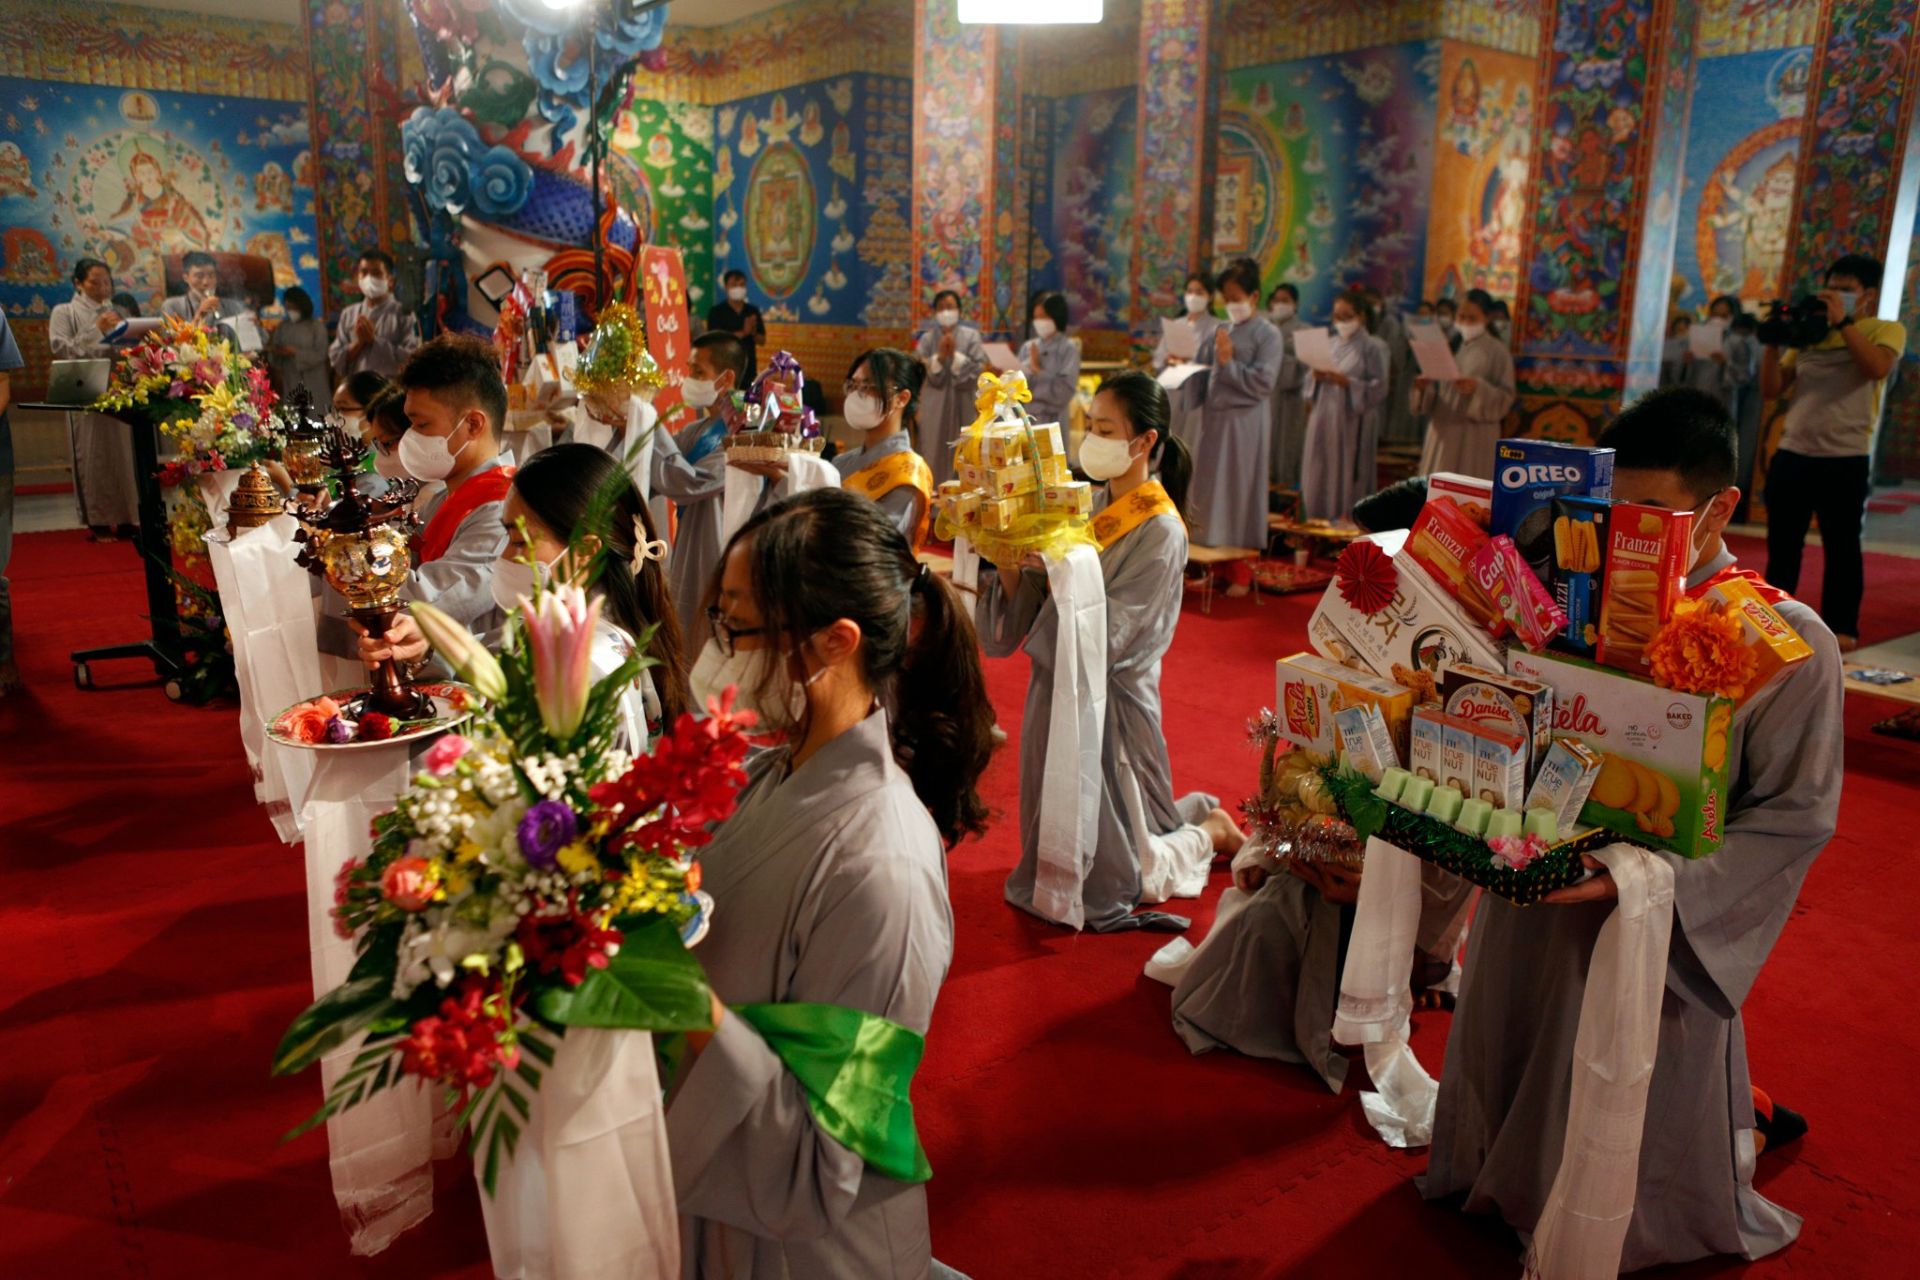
[633,516,669,565]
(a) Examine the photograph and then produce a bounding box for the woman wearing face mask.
[1017,291,1080,432]
[1434,296,1461,352]
[269,285,331,401]
[672,487,991,1279]
[1266,283,1309,489]
[912,290,986,487]
[1153,271,1220,454]
[835,349,935,551]
[1677,294,1754,409]
[331,369,393,441]
[1189,257,1282,595]
[650,331,750,650]
[980,371,1245,932]
[362,443,691,748]
[1299,290,1389,523]
[1411,289,1514,480]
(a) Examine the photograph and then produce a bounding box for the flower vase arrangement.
[93,315,287,483]
[272,578,755,1192]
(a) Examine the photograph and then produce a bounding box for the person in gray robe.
[914,291,987,487]
[48,259,140,532]
[1188,260,1282,552]
[655,332,751,648]
[404,450,511,635]
[328,250,421,380]
[1300,294,1390,523]
[835,347,934,548]
[1374,294,1419,446]
[833,428,926,547]
[1017,293,1081,430]
[1266,286,1308,489]
[1412,303,1515,480]
[1679,296,1757,410]
[1422,388,1843,1271]
[1154,274,1222,455]
[268,286,332,401]
[1659,316,1695,388]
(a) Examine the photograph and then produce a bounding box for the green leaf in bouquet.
[534,914,714,1032]
[282,1036,401,1140]
[272,975,404,1077]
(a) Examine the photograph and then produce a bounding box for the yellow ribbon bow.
[971,370,1031,428]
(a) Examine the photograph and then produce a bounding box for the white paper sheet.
[1160,316,1199,362]
[982,341,1021,371]
[1155,362,1209,391]
[1291,325,1340,374]
[1407,320,1461,381]
[230,313,266,353]
[1687,318,1727,359]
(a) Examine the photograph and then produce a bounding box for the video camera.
[1756,297,1831,348]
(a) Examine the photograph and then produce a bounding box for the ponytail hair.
[512,443,693,723]
[848,347,924,435]
[1094,369,1193,519]
[725,487,993,845]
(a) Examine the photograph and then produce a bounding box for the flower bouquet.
[272,581,755,1192]
[93,315,286,481]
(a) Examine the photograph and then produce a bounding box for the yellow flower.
[196,382,242,417]
[453,839,483,865]
[556,840,599,877]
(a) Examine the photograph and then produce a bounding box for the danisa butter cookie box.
[1507,649,1732,858]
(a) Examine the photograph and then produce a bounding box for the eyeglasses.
[706,606,768,657]
[845,378,880,396]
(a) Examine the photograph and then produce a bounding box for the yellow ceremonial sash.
[848,448,936,551]
[1090,479,1178,550]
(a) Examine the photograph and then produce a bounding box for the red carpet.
[3,529,1918,1278]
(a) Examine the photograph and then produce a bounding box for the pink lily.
[520,583,601,741]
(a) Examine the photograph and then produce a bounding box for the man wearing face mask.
[1760,253,1905,652]
[834,349,935,551]
[704,268,763,379]
[329,248,420,380]
[394,335,514,631]
[160,251,246,327]
[1425,387,1841,1270]
[1266,283,1308,489]
[912,289,986,487]
[650,331,749,648]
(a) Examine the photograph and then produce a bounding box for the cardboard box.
[1524,737,1604,837]
[1490,438,1615,585]
[1440,662,1554,767]
[1548,495,1611,656]
[1404,497,1504,634]
[1427,472,1493,528]
[1597,503,1691,674]
[1332,703,1399,782]
[1469,534,1567,651]
[1038,481,1094,516]
[982,422,1064,466]
[1439,716,1476,793]
[1307,531,1507,685]
[1469,721,1529,811]
[1409,708,1445,782]
[1275,652,1417,760]
[1698,576,1814,704]
[1507,648,1731,858]
[984,455,1071,498]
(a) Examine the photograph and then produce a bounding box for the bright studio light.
[537,0,591,11]
[958,0,1103,23]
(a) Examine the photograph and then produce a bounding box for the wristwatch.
[1836,314,1855,329]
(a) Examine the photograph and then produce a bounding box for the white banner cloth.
[720,450,841,544]
[1030,545,1107,929]
[1333,836,1436,1147]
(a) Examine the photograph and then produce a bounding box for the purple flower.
[324,714,356,744]
[517,799,579,870]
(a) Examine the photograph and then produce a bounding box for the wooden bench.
[1186,544,1263,614]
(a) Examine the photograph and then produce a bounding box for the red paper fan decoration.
[1335,539,1397,616]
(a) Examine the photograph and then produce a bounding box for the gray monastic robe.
[1300,330,1389,522]
[979,498,1215,932]
[1268,314,1308,489]
[48,291,139,529]
[1422,548,1843,1271]
[1155,312,1221,455]
[652,414,730,650]
[1190,315,1282,549]
[1684,330,1757,408]
[667,709,952,1280]
[1019,331,1081,430]
[403,452,512,633]
[1412,331,1515,480]
[915,324,987,487]
[327,294,422,380]
[833,429,927,547]
[1378,309,1418,445]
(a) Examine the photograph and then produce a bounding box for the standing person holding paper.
[1411,290,1514,479]
[49,256,140,536]
[1681,295,1755,409]
[1189,258,1281,595]
[913,289,986,487]
[1153,271,1220,452]
[1299,290,1388,523]
[979,371,1244,933]
[1267,283,1309,489]
[1020,291,1081,430]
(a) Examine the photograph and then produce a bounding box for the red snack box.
[1469,535,1567,651]
[1596,503,1693,673]
[1405,497,1506,636]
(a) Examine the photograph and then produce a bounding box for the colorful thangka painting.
[712,73,911,328]
[1029,87,1136,331]
[1424,41,1535,305]
[611,98,717,309]
[1214,42,1438,319]
[0,77,321,317]
[1672,47,1809,312]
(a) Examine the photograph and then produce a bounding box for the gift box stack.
[725,351,824,463]
[1276,441,1813,900]
[933,377,1095,562]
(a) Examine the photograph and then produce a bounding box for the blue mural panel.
[1029,87,1136,331]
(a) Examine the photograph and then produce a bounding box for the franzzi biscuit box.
[1308,531,1506,688]
[1596,502,1691,675]
[1490,438,1614,585]
[1275,653,1415,759]
[1507,648,1732,858]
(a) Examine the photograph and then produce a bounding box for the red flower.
[399,976,517,1090]
[588,691,755,855]
[516,900,622,986]
[359,711,395,741]
[1335,539,1398,617]
[331,857,362,939]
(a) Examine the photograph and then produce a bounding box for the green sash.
[732,1001,933,1185]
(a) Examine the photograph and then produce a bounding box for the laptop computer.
[43,358,112,405]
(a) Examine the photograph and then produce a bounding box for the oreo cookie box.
[1491,439,1615,585]
[1307,530,1506,685]
[1506,648,1732,859]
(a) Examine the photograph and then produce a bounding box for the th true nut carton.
[1490,439,1615,585]
[1275,653,1415,759]
[1507,648,1732,858]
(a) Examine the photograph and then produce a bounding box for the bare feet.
[1223,580,1251,598]
[1202,806,1246,857]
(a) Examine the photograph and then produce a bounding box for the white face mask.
[843,390,888,432]
[727,286,747,303]
[1334,318,1362,339]
[1184,292,1210,315]
[373,446,410,480]
[1455,320,1487,343]
[936,309,960,329]
[682,377,720,410]
[397,424,472,482]
[490,554,553,614]
[1078,432,1139,482]
[1836,291,1859,316]
[358,275,390,300]
[688,641,813,731]
[1032,318,1056,340]
[1437,316,1455,332]
[341,411,365,436]
[1269,302,1295,322]
[1225,300,1254,324]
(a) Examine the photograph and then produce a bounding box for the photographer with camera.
[1759,253,1906,651]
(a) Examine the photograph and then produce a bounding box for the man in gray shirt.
[328,247,420,379]
[158,250,246,326]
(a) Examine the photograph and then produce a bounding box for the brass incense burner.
[225,463,282,536]
[280,386,332,500]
